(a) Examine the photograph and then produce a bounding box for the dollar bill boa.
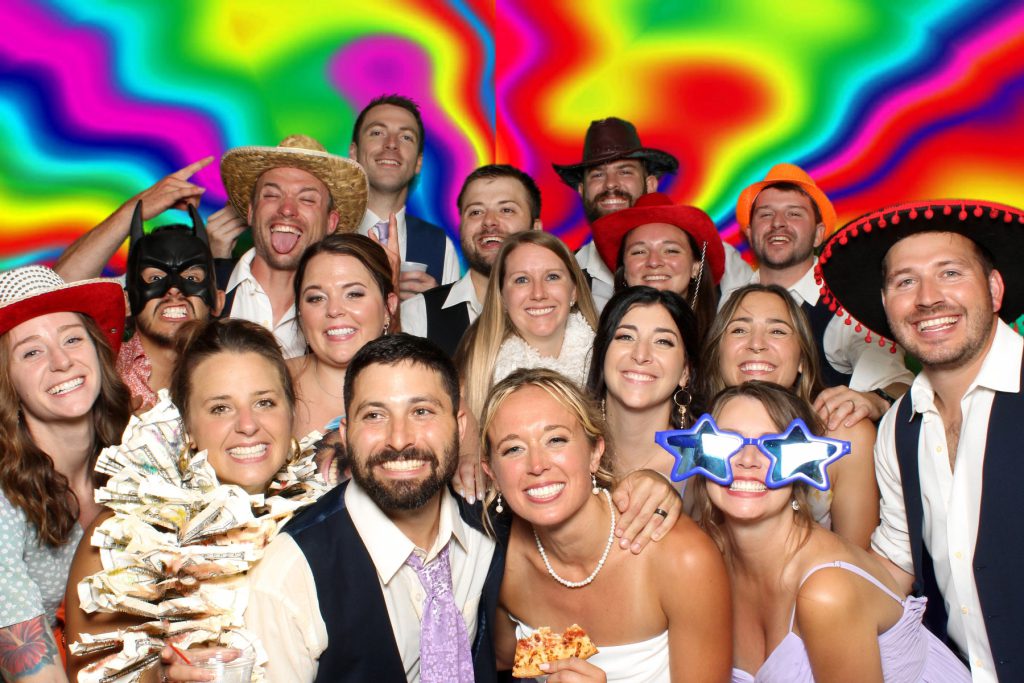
[70,390,330,682]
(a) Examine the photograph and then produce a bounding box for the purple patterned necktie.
[405,544,475,683]
[373,219,390,245]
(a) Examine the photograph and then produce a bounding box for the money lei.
[71,390,329,683]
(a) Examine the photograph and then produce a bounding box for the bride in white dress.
[480,368,732,682]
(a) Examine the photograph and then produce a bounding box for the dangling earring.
[791,498,801,511]
[495,492,504,513]
[690,241,708,308]
[382,317,390,336]
[601,398,607,421]
[673,387,692,425]
[592,474,599,495]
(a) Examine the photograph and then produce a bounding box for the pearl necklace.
[534,488,616,589]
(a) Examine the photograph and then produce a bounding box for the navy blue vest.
[801,298,852,388]
[405,214,448,284]
[421,282,472,359]
[284,481,506,683]
[892,355,1024,680]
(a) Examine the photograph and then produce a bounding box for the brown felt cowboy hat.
[592,193,726,284]
[0,266,126,352]
[735,163,838,236]
[221,134,368,231]
[816,199,1024,346]
[553,118,679,187]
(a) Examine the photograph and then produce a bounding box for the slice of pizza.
[512,624,599,678]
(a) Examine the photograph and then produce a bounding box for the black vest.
[892,356,1024,680]
[285,481,506,683]
[801,298,852,388]
[421,282,472,359]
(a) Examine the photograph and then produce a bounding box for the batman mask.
[125,201,218,316]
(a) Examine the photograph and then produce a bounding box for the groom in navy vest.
[246,334,502,682]
[817,199,1024,681]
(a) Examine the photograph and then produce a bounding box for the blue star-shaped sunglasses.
[654,414,850,491]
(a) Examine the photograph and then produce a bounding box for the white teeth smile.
[917,316,958,331]
[623,371,655,382]
[730,480,766,492]
[227,444,267,460]
[740,362,776,373]
[377,159,400,166]
[481,236,503,245]
[271,225,300,234]
[526,483,565,498]
[526,307,555,316]
[162,306,187,319]
[382,459,426,472]
[48,377,84,395]
[643,275,669,281]
[767,235,790,244]
[326,327,357,337]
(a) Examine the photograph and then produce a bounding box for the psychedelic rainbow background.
[2,0,1023,272]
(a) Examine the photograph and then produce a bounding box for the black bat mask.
[126,202,218,316]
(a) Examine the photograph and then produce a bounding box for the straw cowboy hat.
[220,134,368,231]
[0,266,126,351]
[553,118,678,187]
[817,199,1024,346]
[735,163,838,235]
[592,192,726,284]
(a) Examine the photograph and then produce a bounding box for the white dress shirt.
[719,265,914,392]
[872,320,1023,681]
[224,248,305,359]
[400,272,482,339]
[358,207,461,284]
[245,483,496,682]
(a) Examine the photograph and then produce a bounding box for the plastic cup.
[190,650,255,682]
[400,261,429,273]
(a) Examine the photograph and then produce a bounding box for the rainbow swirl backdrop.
[2,0,1023,272]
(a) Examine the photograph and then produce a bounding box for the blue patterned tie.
[405,544,475,683]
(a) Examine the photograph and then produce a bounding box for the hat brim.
[592,204,726,284]
[736,178,837,235]
[0,279,126,352]
[220,146,369,231]
[817,200,1024,343]
[553,148,679,187]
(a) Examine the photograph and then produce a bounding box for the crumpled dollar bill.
[72,390,328,682]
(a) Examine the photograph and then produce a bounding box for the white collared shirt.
[358,207,461,284]
[718,265,914,392]
[400,272,482,339]
[245,483,495,682]
[872,320,1022,682]
[224,248,305,359]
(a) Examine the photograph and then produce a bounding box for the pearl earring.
[592,474,599,495]
[791,499,801,511]
[496,493,504,513]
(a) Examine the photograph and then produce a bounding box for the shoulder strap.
[789,561,902,631]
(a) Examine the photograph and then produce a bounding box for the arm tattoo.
[0,615,60,680]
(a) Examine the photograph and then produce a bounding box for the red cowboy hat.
[592,193,725,284]
[735,163,837,235]
[552,118,679,187]
[0,266,126,352]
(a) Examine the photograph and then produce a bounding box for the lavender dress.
[732,561,970,683]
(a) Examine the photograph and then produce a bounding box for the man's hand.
[398,270,439,299]
[205,205,248,259]
[813,386,889,430]
[134,156,214,218]
[611,470,681,554]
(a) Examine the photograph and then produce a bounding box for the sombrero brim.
[220,145,369,232]
[817,200,1024,344]
[0,279,126,352]
[553,148,679,187]
[592,204,726,284]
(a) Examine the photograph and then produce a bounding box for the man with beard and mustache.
[401,164,542,357]
[554,117,751,313]
[725,163,913,430]
[817,200,1024,682]
[219,134,368,358]
[350,95,461,300]
[246,334,500,682]
[117,201,223,413]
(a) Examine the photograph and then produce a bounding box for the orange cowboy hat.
[735,163,837,235]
